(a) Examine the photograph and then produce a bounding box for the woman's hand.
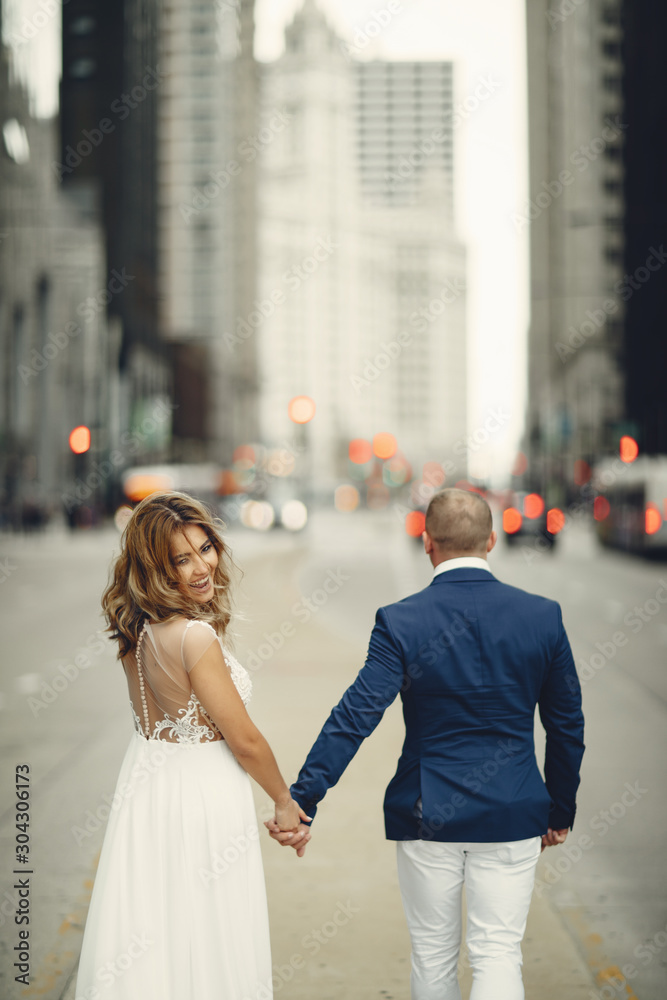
[274,796,312,833]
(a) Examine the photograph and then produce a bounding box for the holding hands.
[267,795,313,858]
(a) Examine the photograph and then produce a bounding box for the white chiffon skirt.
[75,731,272,1000]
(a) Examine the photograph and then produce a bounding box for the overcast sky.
[5,0,529,484]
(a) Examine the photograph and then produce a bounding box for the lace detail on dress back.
[129,618,252,744]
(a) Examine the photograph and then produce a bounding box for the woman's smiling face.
[169,524,219,603]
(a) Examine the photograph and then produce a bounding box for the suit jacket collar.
[429,567,498,585]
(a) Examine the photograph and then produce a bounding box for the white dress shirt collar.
[433,556,493,579]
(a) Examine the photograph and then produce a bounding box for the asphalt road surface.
[0,505,665,999]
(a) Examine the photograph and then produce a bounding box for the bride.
[74,490,310,999]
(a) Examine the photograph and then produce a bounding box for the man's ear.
[423,530,434,555]
[487,530,497,554]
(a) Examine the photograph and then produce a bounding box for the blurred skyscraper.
[0,0,110,528]
[158,0,260,461]
[620,0,667,456]
[523,0,626,497]
[258,0,467,489]
[59,0,260,476]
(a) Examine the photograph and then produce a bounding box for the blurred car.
[501,490,559,550]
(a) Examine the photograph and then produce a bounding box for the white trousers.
[396,837,541,1000]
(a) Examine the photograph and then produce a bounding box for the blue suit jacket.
[290,567,585,842]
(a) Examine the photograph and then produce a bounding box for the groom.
[269,487,585,999]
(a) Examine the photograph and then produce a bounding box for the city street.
[1,505,666,999]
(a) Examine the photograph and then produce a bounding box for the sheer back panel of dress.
[122,618,232,744]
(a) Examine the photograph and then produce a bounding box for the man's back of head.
[424,488,496,562]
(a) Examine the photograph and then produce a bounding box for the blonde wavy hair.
[102,491,240,659]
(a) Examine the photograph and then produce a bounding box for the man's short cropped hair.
[424,488,493,553]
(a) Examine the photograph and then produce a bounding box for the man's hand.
[541,827,568,852]
[265,818,312,858]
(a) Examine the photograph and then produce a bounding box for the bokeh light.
[233,444,256,464]
[423,461,446,487]
[349,438,373,464]
[372,432,397,460]
[546,508,565,533]
[593,496,611,521]
[280,499,308,531]
[288,395,316,424]
[383,455,410,487]
[124,473,173,501]
[114,505,133,532]
[503,507,522,534]
[240,500,275,530]
[405,510,426,537]
[573,459,591,485]
[511,452,528,477]
[69,425,91,454]
[523,493,545,519]
[266,448,296,476]
[334,484,360,512]
[645,506,662,535]
[619,435,639,463]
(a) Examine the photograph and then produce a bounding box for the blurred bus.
[592,455,667,555]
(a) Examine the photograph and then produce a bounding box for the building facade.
[258,0,467,490]
[0,8,110,528]
[523,0,626,495]
[158,0,260,463]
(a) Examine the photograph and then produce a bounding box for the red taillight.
[546,508,565,534]
[593,496,610,521]
[645,506,662,535]
[524,493,545,519]
[503,508,522,534]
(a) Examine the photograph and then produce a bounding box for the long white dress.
[74,618,272,1000]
